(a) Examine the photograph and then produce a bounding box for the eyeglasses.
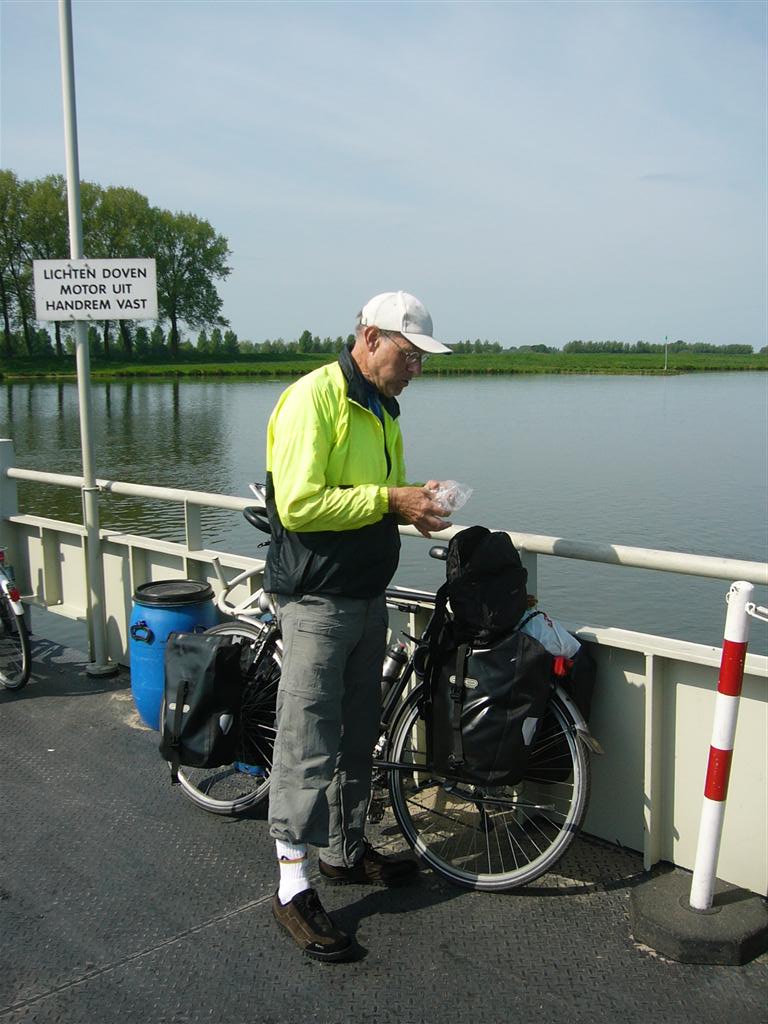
[381,332,428,366]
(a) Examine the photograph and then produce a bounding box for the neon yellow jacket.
[264,346,408,597]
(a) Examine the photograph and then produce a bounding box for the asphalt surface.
[1,636,766,1024]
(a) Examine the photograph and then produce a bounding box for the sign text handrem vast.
[33,258,158,321]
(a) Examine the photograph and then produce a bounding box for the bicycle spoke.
[388,688,590,890]
[0,593,30,690]
[172,620,280,814]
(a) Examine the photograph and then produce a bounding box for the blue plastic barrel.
[129,579,219,730]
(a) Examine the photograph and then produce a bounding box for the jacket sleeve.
[267,382,390,533]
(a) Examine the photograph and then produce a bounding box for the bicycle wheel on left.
[0,591,31,690]
[173,620,280,815]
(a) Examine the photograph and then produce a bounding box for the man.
[264,290,452,962]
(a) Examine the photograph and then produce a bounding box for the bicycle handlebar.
[243,506,271,535]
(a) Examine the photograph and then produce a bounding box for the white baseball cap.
[359,291,452,355]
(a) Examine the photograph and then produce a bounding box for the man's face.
[369,330,425,398]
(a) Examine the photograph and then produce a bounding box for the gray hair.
[354,311,366,342]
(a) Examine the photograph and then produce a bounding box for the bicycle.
[171,491,597,891]
[0,547,31,691]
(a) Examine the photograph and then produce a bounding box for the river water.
[2,372,766,654]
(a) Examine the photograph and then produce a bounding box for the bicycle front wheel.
[0,592,31,690]
[173,620,280,815]
[387,686,591,891]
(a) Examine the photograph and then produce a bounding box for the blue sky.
[1,0,765,348]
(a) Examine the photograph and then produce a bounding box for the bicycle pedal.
[367,797,386,824]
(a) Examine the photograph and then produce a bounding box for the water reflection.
[3,378,253,543]
[1,374,766,653]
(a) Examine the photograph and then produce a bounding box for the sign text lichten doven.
[33,258,158,322]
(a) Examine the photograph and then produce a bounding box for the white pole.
[58,0,115,675]
[689,580,753,910]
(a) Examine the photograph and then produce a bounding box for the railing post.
[0,440,28,630]
[0,439,19,533]
[518,549,538,599]
[689,580,753,910]
[184,500,203,581]
[629,578,768,965]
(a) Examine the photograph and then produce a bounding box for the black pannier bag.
[159,631,244,782]
[531,642,598,783]
[424,525,553,786]
[428,633,553,786]
[557,642,597,723]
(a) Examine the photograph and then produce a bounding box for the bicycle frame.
[209,545,599,766]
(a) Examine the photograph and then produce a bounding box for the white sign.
[33,258,158,322]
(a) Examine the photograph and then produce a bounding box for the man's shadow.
[328,874,465,961]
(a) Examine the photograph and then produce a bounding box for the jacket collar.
[338,343,400,420]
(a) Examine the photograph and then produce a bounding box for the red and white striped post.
[689,580,754,911]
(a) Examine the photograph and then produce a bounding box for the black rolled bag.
[158,630,245,782]
[444,524,529,645]
[423,525,554,787]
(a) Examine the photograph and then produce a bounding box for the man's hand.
[388,486,452,537]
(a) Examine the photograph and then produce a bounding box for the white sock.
[276,840,310,905]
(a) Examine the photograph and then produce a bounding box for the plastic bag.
[430,480,473,513]
[517,610,581,658]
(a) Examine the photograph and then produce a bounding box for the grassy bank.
[0,349,765,382]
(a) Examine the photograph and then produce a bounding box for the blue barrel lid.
[133,579,214,606]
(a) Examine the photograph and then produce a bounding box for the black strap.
[167,678,188,784]
[423,581,450,702]
[448,643,469,770]
[427,582,449,647]
[421,582,450,769]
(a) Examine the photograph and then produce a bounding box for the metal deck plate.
[1,638,766,1023]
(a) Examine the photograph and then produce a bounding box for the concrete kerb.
[629,869,768,965]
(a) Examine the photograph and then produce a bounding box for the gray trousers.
[267,592,387,867]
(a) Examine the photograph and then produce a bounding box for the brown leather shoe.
[272,888,354,962]
[319,841,420,886]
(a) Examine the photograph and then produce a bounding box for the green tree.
[134,326,151,357]
[149,325,167,356]
[209,327,224,354]
[24,175,70,356]
[0,170,33,355]
[151,209,231,358]
[82,182,154,358]
[87,324,100,357]
[30,327,54,357]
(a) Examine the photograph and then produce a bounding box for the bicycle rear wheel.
[387,686,591,891]
[0,592,31,690]
[173,620,280,815]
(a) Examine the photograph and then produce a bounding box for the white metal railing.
[6,465,768,585]
[2,448,767,897]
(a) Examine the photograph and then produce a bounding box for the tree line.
[1,171,758,362]
[564,339,755,354]
[0,171,231,360]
